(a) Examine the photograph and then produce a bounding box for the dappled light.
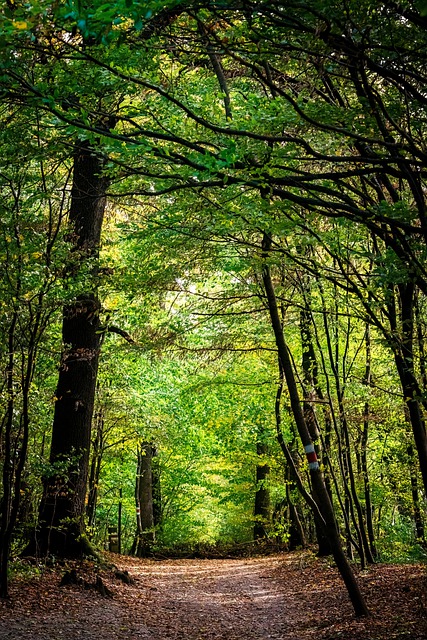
[1,0,427,635]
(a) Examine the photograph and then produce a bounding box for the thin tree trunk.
[152,449,162,528]
[1,167,65,594]
[87,409,105,529]
[361,322,377,559]
[287,487,307,549]
[390,283,427,496]
[300,305,332,556]
[320,288,372,565]
[0,315,18,598]
[261,232,369,617]
[408,443,425,544]
[1,313,39,597]
[254,437,271,539]
[404,407,426,545]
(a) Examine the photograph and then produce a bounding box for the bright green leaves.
[55,0,183,43]
[1,0,427,562]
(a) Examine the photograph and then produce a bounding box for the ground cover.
[0,551,425,639]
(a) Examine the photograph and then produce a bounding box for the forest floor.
[0,550,426,639]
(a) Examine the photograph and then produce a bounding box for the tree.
[1,0,426,614]
[0,115,67,595]
[26,140,108,558]
[253,427,271,540]
[132,442,156,557]
[261,232,369,616]
[36,0,426,502]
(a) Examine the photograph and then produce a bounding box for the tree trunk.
[319,287,372,565]
[390,283,427,497]
[133,443,156,557]
[408,442,425,545]
[361,323,377,559]
[254,438,271,539]
[404,405,426,545]
[152,450,162,528]
[299,305,332,556]
[1,312,40,596]
[261,232,369,617]
[0,315,19,598]
[287,491,307,550]
[26,142,107,558]
[86,408,105,529]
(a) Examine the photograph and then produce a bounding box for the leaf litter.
[0,551,426,639]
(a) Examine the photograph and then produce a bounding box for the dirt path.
[119,557,289,640]
[1,552,426,640]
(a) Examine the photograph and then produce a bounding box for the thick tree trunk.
[26,142,107,558]
[133,443,156,557]
[261,232,369,617]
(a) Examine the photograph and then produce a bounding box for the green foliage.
[376,515,427,564]
[2,0,427,568]
[89,339,285,550]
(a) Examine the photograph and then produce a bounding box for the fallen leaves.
[0,551,426,640]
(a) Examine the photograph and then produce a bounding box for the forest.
[1,0,427,632]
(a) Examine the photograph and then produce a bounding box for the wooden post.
[118,487,123,555]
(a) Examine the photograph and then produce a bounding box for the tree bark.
[86,408,105,529]
[261,232,369,617]
[133,443,156,557]
[26,142,107,558]
[361,322,377,559]
[254,438,271,539]
[389,283,427,496]
[299,305,332,556]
